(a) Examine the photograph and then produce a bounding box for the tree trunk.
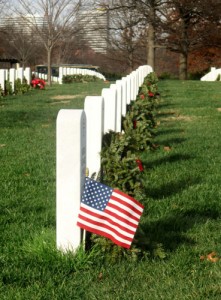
[147,23,155,69]
[128,51,133,73]
[147,5,155,70]
[179,15,188,80]
[179,53,188,80]
[47,44,52,86]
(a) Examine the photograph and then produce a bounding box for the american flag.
[77,177,144,249]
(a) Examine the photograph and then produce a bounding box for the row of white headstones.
[0,67,31,91]
[33,67,106,83]
[58,67,106,83]
[0,66,105,91]
[56,64,153,252]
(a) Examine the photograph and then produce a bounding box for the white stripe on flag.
[80,203,137,230]
[79,210,134,238]
[112,191,144,212]
[105,206,139,225]
[77,219,131,246]
[109,198,143,219]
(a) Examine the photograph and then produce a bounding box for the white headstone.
[121,77,127,116]
[130,72,135,101]
[132,71,138,100]
[84,96,104,178]
[63,67,67,76]
[0,69,6,91]
[137,66,142,86]
[9,68,16,92]
[5,69,8,81]
[136,68,139,95]
[24,67,31,84]
[17,67,24,83]
[146,65,153,76]
[126,75,131,104]
[102,88,117,133]
[56,109,86,252]
[59,67,63,84]
[111,83,122,132]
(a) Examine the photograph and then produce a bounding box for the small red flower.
[140,94,145,100]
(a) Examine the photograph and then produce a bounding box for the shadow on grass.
[144,176,201,200]
[157,101,175,109]
[144,153,193,169]
[0,110,53,128]
[158,137,186,146]
[136,207,220,252]
[157,112,177,118]
[156,128,184,136]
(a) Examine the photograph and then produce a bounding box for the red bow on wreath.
[31,78,46,89]
[136,159,144,172]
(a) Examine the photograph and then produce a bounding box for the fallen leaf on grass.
[164,146,172,151]
[0,144,6,148]
[152,143,160,149]
[200,252,220,262]
[23,173,31,177]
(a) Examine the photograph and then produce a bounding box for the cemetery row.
[33,67,106,83]
[56,64,153,252]
[0,65,219,93]
[0,66,106,94]
[0,67,31,92]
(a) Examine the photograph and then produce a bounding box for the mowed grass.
[1,80,221,299]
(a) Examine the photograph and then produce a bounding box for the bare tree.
[133,0,167,70]
[15,0,83,85]
[160,0,221,79]
[99,0,167,70]
[106,0,146,72]
[0,22,44,67]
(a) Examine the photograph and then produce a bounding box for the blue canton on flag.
[77,177,144,249]
[82,179,112,211]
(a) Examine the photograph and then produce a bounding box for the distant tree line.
[0,0,221,81]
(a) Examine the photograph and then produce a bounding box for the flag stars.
[81,177,113,211]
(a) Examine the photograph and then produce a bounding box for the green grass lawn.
[1,80,221,299]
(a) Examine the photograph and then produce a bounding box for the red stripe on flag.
[113,189,144,209]
[78,214,133,242]
[77,221,131,249]
[106,202,141,223]
[80,204,137,230]
[76,179,144,249]
[110,195,143,216]
[78,211,135,237]
[103,207,138,228]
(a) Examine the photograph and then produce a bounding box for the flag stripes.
[76,177,144,248]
